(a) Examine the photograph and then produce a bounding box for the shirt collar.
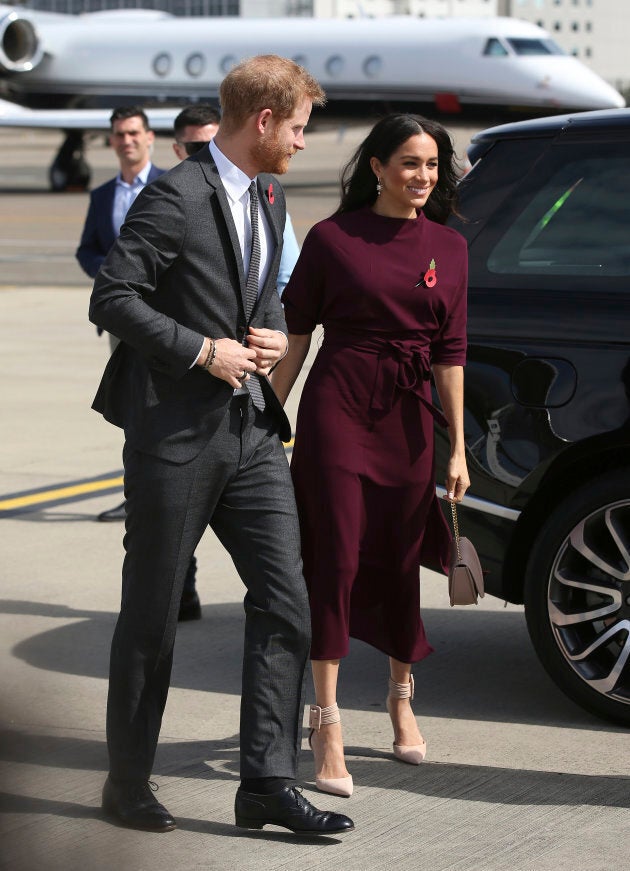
[210,139,254,203]
[116,161,153,187]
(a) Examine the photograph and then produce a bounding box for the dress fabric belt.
[324,330,449,428]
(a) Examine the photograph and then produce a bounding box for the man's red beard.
[251,127,294,175]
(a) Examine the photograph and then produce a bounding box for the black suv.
[436,108,630,726]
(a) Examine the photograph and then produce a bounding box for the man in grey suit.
[89,55,353,837]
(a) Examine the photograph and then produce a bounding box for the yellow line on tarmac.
[0,438,294,513]
[0,476,124,512]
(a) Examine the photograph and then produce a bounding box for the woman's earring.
[376,178,382,196]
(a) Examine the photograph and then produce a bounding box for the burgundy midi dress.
[282,206,468,663]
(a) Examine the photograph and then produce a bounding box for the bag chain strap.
[450,501,462,561]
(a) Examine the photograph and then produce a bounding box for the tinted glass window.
[506,38,564,55]
[488,153,630,277]
[483,38,508,56]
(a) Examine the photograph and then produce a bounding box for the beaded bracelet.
[202,338,216,372]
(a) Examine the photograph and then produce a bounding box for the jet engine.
[0,8,43,73]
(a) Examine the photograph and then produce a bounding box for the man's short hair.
[109,106,151,131]
[174,104,221,136]
[219,55,326,133]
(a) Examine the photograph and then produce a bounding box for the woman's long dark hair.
[336,114,461,224]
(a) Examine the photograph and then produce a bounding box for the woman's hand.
[444,453,470,503]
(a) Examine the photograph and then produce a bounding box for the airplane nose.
[546,61,625,110]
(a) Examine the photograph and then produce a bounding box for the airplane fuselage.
[0,9,624,113]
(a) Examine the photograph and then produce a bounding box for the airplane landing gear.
[48,130,91,191]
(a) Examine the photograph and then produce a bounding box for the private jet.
[0,6,624,189]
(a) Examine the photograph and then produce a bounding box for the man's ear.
[255,108,273,134]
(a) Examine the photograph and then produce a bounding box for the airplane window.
[506,38,564,55]
[483,38,508,57]
[185,53,205,77]
[153,53,171,78]
[325,55,345,77]
[220,54,237,74]
[363,55,382,77]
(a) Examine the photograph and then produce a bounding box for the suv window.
[465,139,630,289]
[488,154,630,276]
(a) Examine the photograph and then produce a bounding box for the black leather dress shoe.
[178,589,202,622]
[102,776,176,832]
[96,501,126,522]
[234,785,354,835]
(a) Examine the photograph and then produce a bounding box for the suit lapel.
[195,154,284,320]
[196,150,248,309]
[251,176,283,318]
[102,179,118,248]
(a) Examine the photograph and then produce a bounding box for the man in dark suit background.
[76,106,165,300]
[89,55,353,837]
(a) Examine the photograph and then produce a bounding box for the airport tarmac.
[1,123,629,871]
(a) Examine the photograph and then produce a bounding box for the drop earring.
[376,177,382,196]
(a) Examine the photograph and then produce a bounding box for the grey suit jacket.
[89,149,291,462]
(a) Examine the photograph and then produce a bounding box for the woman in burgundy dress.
[271,114,470,797]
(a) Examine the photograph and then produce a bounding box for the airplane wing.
[0,101,180,131]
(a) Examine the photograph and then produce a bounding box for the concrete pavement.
[1,124,629,871]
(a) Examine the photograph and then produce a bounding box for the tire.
[524,468,630,726]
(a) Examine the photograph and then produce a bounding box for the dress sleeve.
[281,224,326,334]
[431,235,468,366]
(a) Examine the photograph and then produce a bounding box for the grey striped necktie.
[244,181,265,411]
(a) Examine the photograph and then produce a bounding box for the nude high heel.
[386,675,427,765]
[308,703,354,797]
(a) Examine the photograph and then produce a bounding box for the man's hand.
[246,328,288,376]
[200,338,258,389]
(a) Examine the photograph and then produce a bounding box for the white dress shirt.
[112,161,153,235]
[209,139,274,292]
[191,140,280,368]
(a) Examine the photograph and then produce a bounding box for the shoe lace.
[290,786,306,810]
[129,780,159,801]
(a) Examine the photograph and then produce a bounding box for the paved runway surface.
[1,122,628,871]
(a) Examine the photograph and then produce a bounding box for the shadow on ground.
[0,597,616,731]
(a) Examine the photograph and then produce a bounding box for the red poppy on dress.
[423,259,437,287]
[415,258,437,288]
[267,183,274,204]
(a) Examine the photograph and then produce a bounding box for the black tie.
[244,181,265,411]
[245,180,261,319]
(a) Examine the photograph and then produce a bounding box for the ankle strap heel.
[386,675,426,765]
[388,674,414,700]
[309,702,340,731]
[307,702,353,797]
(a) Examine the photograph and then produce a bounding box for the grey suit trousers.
[106,394,311,783]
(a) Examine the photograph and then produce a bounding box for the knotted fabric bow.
[371,338,449,427]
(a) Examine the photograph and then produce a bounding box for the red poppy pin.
[266,183,274,204]
[416,258,437,288]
